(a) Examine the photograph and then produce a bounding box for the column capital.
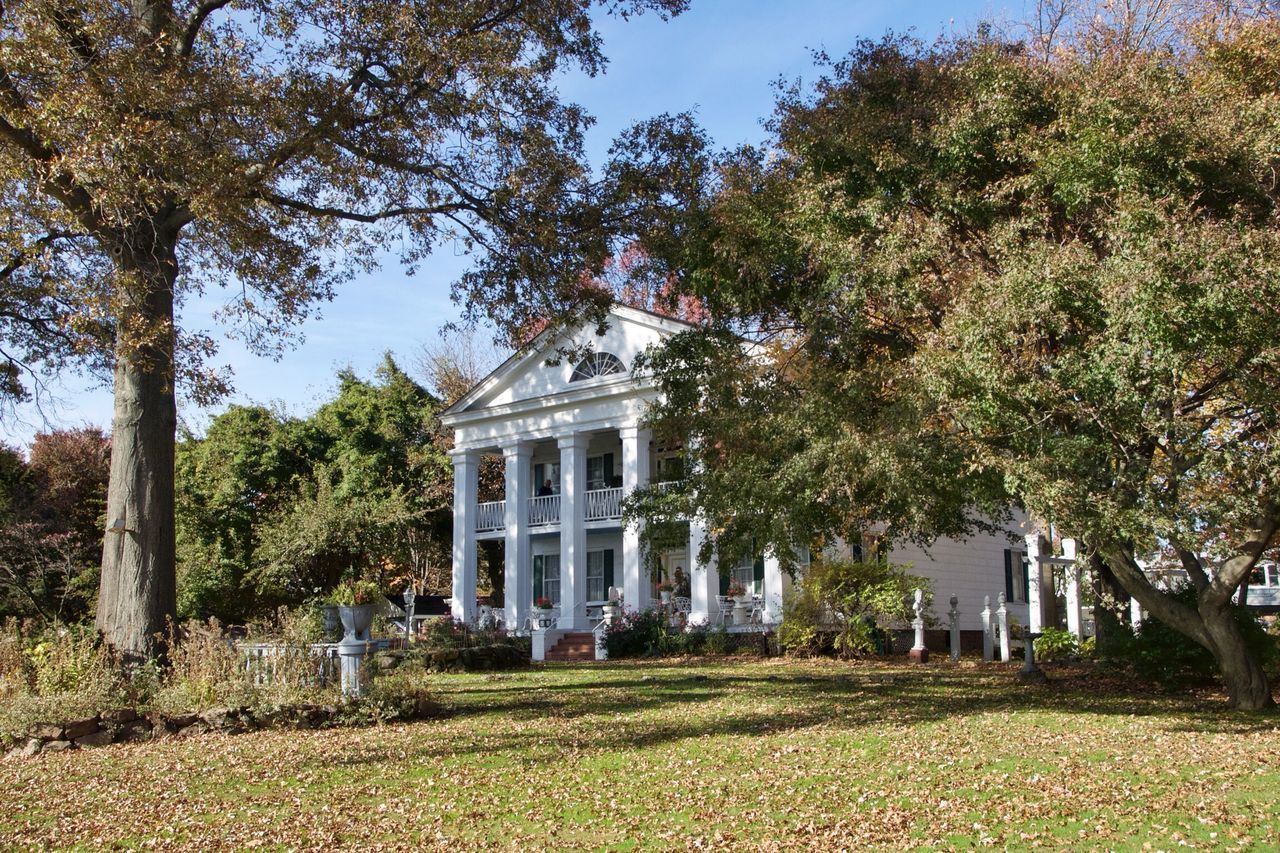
[556,431,589,450]
[619,423,652,442]
[501,440,534,460]
[450,447,480,464]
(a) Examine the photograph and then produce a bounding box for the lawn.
[1,658,1278,851]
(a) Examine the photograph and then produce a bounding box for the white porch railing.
[528,494,560,526]
[476,500,505,533]
[584,486,624,521]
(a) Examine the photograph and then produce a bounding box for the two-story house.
[440,305,1043,647]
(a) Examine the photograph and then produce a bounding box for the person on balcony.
[537,479,554,497]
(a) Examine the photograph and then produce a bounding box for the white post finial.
[996,592,1010,663]
[981,595,993,662]
[948,595,961,662]
[909,587,929,663]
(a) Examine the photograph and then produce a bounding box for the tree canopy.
[635,9,1280,707]
[0,0,689,656]
[176,355,452,622]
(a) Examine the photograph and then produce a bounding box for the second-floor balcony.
[474,487,626,535]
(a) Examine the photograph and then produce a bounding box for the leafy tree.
[174,405,312,619]
[637,11,1280,707]
[0,428,109,621]
[176,356,453,618]
[0,0,687,658]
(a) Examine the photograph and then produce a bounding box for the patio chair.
[715,595,735,626]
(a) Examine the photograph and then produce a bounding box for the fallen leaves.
[0,659,1277,850]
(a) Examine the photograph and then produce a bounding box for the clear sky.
[3,0,1012,446]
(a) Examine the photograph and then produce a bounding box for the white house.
[440,305,1050,652]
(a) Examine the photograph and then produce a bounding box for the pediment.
[443,306,694,418]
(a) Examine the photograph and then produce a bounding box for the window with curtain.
[543,554,561,605]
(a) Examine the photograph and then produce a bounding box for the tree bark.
[95,240,178,661]
[1199,599,1274,711]
[1103,546,1274,711]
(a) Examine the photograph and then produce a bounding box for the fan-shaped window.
[570,352,626,382]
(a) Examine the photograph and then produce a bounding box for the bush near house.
[0,612,441,748]
[778,559,930,658]
[1098,586,1279,690]
[601,609,773,659]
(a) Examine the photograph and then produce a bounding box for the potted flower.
[330,579,381,642]
[534,596,556,629]
[656,580,674,605]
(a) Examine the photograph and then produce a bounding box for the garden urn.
[339,603,375,642]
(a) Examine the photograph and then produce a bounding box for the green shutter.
[604,453,615,487]
[753,555,764,593]
[533,554,544,601]
[1023,552,1031,602]
[1003,549,1014,601]
[719,568,730,595]
[604,549,615,590]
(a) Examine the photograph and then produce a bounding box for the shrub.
[25,625,119,698]
[1034,627,1080,662]
[1099,585,1279,689]
[778,558,931,658]
[602,609,667,658]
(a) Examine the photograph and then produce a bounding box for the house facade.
[440,306,1045,643]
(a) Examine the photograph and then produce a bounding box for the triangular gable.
[442,305,696,417]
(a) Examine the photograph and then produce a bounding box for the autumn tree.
[637,10,1280,707]
[0,0,688,657]
[0,428,110,621]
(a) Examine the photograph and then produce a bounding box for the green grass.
[2,658,1278,850]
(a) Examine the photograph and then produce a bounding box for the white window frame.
[586,550,608,602]
[543,554,561,605]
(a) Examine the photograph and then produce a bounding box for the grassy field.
[1,657,1278,851]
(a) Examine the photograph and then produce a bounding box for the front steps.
[544,632,597,662]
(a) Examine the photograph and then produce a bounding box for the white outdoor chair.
[671,596,692,627]
[715,595,735,626]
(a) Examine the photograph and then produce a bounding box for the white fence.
[584,487,624,521]
[528,494,560,526]
[239,643,340,687]
[476,500,505,533]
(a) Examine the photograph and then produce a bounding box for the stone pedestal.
[1016,631,1047,684]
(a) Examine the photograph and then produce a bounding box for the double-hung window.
[585,549,615,601]
[533,554,561,605]
[585,453,615,491]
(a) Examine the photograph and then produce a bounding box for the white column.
[450,449,479,624]
[1130,595,1144,630]
[1062,538,1083,638]
[688,517,719,625]
[503,441,533,632]
[1023,532,1043,634]
[620,424,652,613]
[558,432,589,630]
[762,550,784,625]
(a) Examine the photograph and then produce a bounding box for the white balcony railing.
[584,486,624,522]
[476,500,505,533]
[528,494,560,527]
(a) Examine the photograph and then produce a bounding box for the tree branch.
[259,192,476,223]
[178,0,231,58]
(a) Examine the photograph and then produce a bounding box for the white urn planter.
[534,609,556,630]
[603,602,621,625]
[732,596,752,626]
[659,590,673,606]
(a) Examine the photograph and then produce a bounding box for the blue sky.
[4,0,1011,446]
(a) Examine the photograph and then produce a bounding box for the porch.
[474,486,625,538]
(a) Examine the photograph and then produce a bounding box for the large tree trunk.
[1104,546,1274,711]
[1200,600,1274,711]
[96,242,178,661]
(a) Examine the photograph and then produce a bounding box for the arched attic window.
[570,351,626,382]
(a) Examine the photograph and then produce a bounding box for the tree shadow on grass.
[320,659,1276,771]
